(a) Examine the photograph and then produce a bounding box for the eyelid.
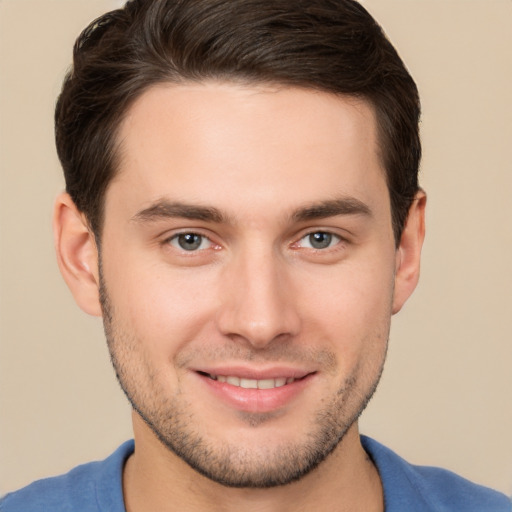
[161,229,220,252]
[170,233,211,251]
[158,227,348,254]
[298,231,341,248]
[287,227,354,257]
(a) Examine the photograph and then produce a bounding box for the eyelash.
[296,231,342,250]
[163,230,344,253]
[165,232,216,252]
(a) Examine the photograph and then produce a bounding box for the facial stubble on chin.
[98,267,388,489]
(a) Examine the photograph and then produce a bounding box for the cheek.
[110,261,220,355]
[296,258,394,360]
[101,235,395,367]
[301,259,394,321]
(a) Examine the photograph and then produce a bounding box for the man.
[1,0,510,510]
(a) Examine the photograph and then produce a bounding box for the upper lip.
[192,366,314,380]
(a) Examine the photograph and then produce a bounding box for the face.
[99,82,400,487]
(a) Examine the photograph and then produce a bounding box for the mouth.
[194,369,315,413]
[198,372,302,389]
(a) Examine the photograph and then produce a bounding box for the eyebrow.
[132,201,226,224]
[131,196,372,225]
[291,197,372,222]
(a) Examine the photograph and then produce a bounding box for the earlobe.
[53,193,102,316]
[392,190,426,314]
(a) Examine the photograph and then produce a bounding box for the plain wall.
[0,0,511,496]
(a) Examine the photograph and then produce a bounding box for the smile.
[207,374,296,389]
[196,370,314,413]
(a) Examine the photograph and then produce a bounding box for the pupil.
[310,232,331,249]
[178,233,201,250]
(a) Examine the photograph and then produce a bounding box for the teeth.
[226,376,240,386]
[240,378,258,389]
[257,378,275,389]
[209,374,296,389]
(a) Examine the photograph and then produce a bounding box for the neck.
[123,416,383,512]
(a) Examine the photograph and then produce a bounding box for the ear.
[392,190,426,314]
[53,193,102,316]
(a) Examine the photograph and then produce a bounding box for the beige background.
[1,0,511,497]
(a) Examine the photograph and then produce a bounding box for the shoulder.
[0,440,134,512]
[361,436,511,512]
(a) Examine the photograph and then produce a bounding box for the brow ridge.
[132,201,225,223]
[291,197,372,222]
[132,196,371,226]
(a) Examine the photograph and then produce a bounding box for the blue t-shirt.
[2,436,510,511]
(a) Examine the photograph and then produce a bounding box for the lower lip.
[196,373,314,413]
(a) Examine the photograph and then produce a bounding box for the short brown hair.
[55,0,421,243]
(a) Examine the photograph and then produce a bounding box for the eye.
[299,231,341,250]
[168,233,212,251]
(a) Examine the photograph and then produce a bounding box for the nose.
[216,249,301,349]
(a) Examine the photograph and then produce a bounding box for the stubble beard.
[99,272,388,489]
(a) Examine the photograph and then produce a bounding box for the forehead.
[108,82,387,223]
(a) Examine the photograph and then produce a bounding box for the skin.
[54,82,426,512]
